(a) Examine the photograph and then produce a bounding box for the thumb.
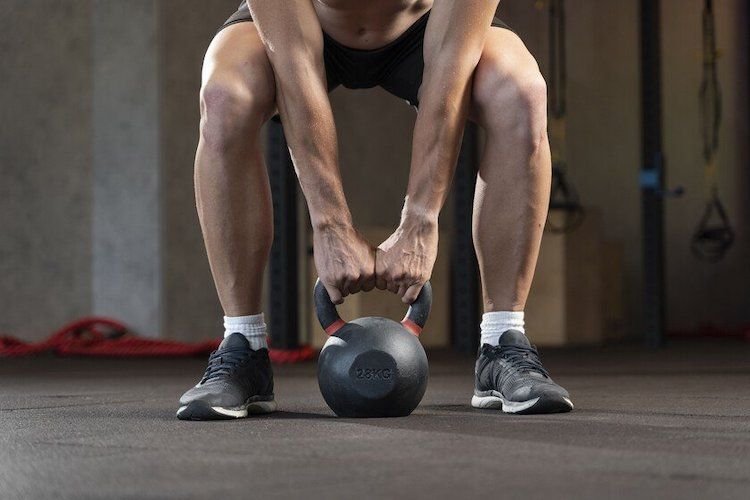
[403,283,424,305]
[325,283,344,305]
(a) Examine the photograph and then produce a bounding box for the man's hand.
[314,223,376,305]
[376,214,438,304]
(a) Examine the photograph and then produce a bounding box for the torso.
[313,0,433,50]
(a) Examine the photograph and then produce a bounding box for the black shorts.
[221,3,511,111]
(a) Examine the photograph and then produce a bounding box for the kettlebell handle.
[313,279,432,337]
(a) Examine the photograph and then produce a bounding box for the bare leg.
[195,23,277,316]
[470,29,551,313]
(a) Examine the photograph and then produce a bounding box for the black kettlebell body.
[314,280,431,418]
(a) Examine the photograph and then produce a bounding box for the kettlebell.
[314,279,431,418]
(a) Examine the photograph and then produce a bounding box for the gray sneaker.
[472,330,573,414]
[177,333,276,420]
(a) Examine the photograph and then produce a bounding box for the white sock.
[480,311,525,346]
[224,313,268,350]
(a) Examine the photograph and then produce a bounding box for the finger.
[345,274,362,295]
[361,273,376,292]
[336,273,351,299]
[341,276,351,297]
[362,251,377,292]
[325,283,344,305]
[403,283,423,304]
[374,250,387,290]
[356,271,366,293]
[387,279,399,294]
[375,275,388,290]
[397,283,408,299]
[375,264,388,290]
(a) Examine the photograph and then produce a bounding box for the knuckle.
[334,271,348,282]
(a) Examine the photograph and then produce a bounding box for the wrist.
[401,197,440,227]
[311,212,354,232]
[306,187,353,232]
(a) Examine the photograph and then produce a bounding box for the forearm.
[404,65,472,220]
[275,62,351,228]
[404,0,500,220]
[248,0,351,229]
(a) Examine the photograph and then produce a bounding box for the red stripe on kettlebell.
[401,319,422,336]
[325,319,346,336]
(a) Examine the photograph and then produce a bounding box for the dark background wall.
[660,0,749,331]
[1,0,748,342]
[503,0,750,333]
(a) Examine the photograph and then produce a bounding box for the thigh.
[379,16,515,109]
[203,22,276,102]
[206,21,340,122]
[218,2,340,92]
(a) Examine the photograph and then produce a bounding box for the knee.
[473,57,548,155]
[199,77,274,151]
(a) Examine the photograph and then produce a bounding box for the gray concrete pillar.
[92,1,161,336]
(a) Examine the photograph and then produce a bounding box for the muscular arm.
[403,0,500,220]
[247,0,350,229]
[376,0,500,303]
[249,1,375,303]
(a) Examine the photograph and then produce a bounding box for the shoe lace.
[201,349,253,383]
[492,344,550,378]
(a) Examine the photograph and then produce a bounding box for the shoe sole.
[176,398,277,421]
[471,392,574,415]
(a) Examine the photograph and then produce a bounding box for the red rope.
[0,317,317,363]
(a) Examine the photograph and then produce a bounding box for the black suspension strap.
[691,0,734,262]
[545,0,585,233]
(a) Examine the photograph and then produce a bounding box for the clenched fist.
[313,223,376,305]
[376,216,438,304]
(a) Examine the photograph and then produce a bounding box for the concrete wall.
[0,2,93,340]
[92,0,161,337]
[0,1,236,341]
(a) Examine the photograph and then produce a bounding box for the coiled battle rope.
[0,317,316,363]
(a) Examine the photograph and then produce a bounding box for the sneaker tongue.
[498,329,531,347]
[218,332,250,351]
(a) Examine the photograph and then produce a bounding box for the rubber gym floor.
[2,338,749,500]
